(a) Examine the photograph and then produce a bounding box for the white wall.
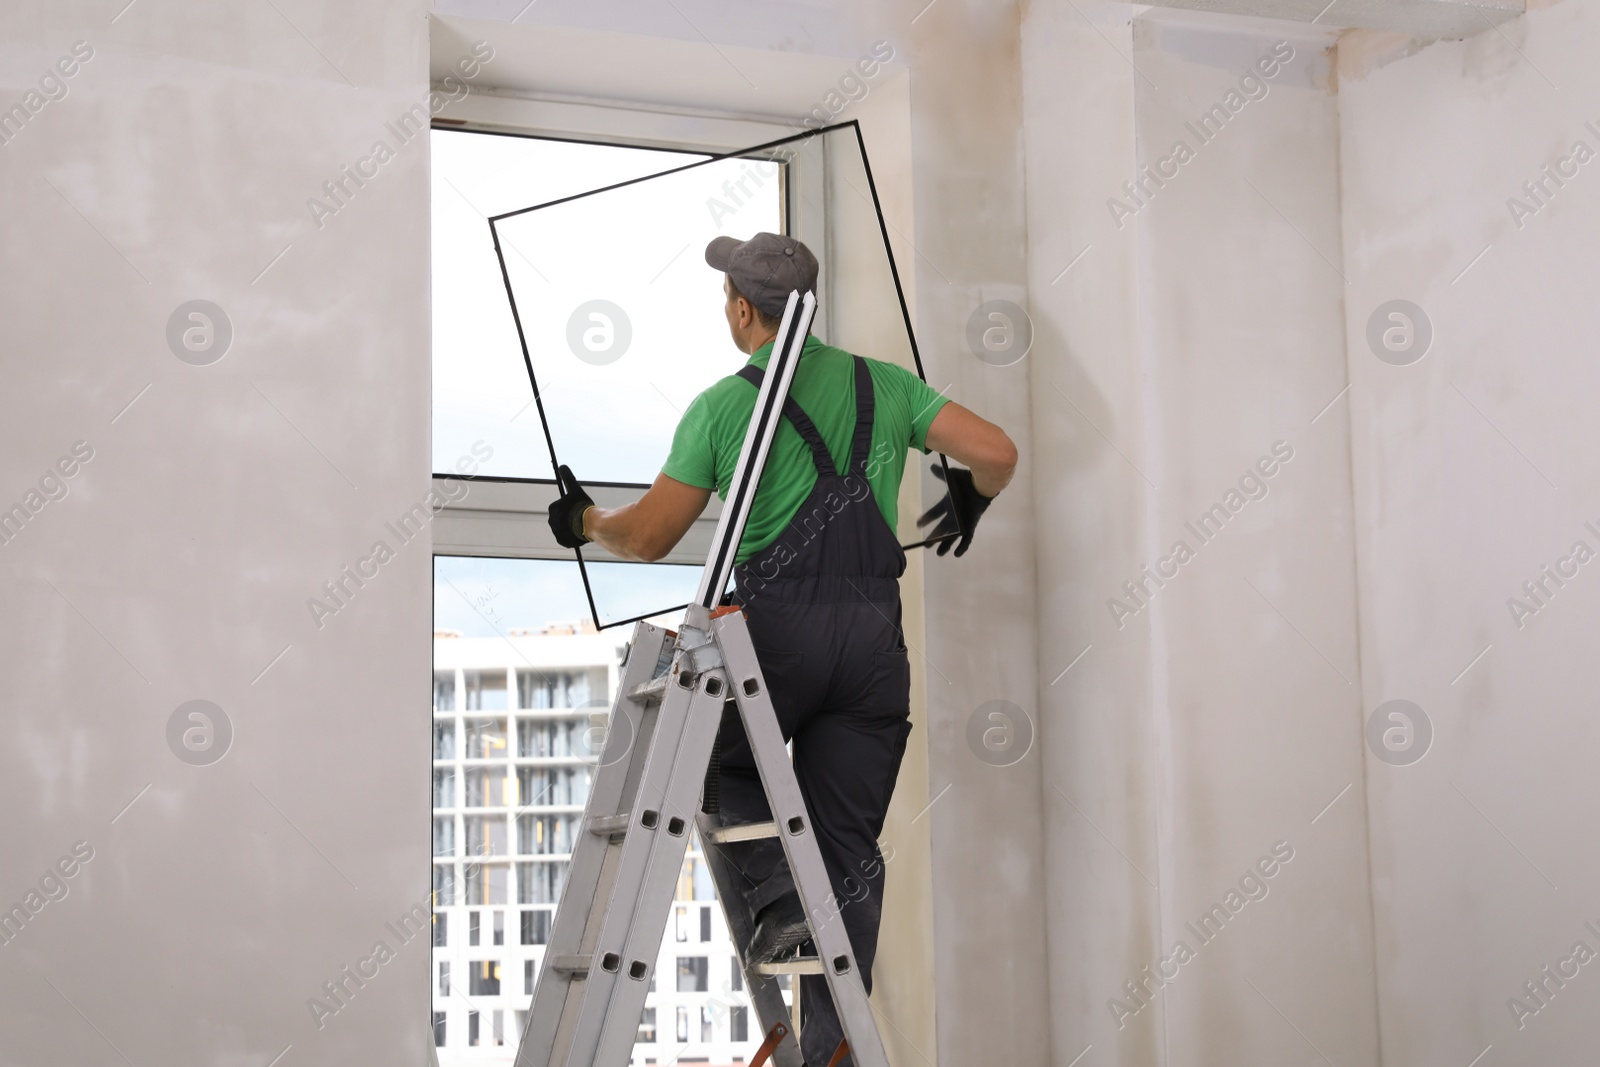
[1,3,434,1064]
[15,0,1592,1064]
[1338,1,1600,1061]
[899,7,1053,1067]
[1023,4,1381,1063]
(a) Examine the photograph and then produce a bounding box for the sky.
[431,130,783,485]
[434,555,699,636]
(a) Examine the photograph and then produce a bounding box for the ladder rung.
[628,675,670,704]
[705,820,779,844]
[754,957,823,976]
[588,814,631,836]
[548,954,591,976]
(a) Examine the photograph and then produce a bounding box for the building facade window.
[677,956,708,993]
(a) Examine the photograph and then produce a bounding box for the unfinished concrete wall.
[0,2,434,1065]
[1022,4,1380,1063]
[1338,0,1600,1061]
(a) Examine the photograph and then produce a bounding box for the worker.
[547,232,1016,1065]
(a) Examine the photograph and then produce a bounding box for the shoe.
[745,893,812,964]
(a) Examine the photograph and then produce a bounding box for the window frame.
[427,92,844,1060]
[428,96,826,583]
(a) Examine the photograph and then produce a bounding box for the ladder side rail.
[587,671,736,1066]
[526,280,821,1065]
[609,640,677,813]
[584,621,673,837]
[542,655,723,1065]
[696,811,807,1067]
[712,613,892,1067]
[515,622,671,1067]
[693,290,817,609]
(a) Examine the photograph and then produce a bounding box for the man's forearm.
[924,402,1018,499]
[561,473,711,564]
[582,504,652,562]
[971,462,1014,499]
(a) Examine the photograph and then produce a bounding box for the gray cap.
[705,232,819,319]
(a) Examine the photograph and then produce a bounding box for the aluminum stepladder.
[514,290,892,1067]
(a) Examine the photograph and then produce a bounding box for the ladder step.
[628,675,670,704]
[753,957,824,976]
[548,954,591,977]
[705,820,779,844]
[588,813,631,836]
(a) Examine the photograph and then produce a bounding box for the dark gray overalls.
[716,355,913,1066]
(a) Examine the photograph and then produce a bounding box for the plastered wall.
[15,0,1593,1064]
[1,2,435,1064]
[1338,0,1600,1061]
[1023,4,1381,1063]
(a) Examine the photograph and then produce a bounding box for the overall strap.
[735,364,837,478]
[847,356,876,476]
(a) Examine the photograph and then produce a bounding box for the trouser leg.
[713,626,824,914]
[714,599,912,1065]
[790,611,912,1066]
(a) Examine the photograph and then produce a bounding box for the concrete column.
[904,2,1052,1065]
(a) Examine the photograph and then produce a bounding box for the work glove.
[548,464,595,549]
[916,464,993,557]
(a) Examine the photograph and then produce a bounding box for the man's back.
[661,335,949,564]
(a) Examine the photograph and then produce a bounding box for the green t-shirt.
[661,336,951,565]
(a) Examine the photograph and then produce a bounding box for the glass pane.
[463,670,507,711]
[432,130,712,479]
[468,960,501,996]
[489,146,783,485]
[463,815,508,857]
[433,863,457,908]
[515,862,565,905]
[436,555,698,633]
[517,719,572,758]
[433,816,455,858]
[433,671,456,710]
[676,956,708,992]
[463,716,508,759]
[464,768,514,807]
[515,813,579,855]
[519,910,551,946]
[433,719,456,759]
[516,765,590,808]
[464,862,508,906]
[433,769,456,808]
[516,668,597,710]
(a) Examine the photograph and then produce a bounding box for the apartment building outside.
[431,625,781,1065]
